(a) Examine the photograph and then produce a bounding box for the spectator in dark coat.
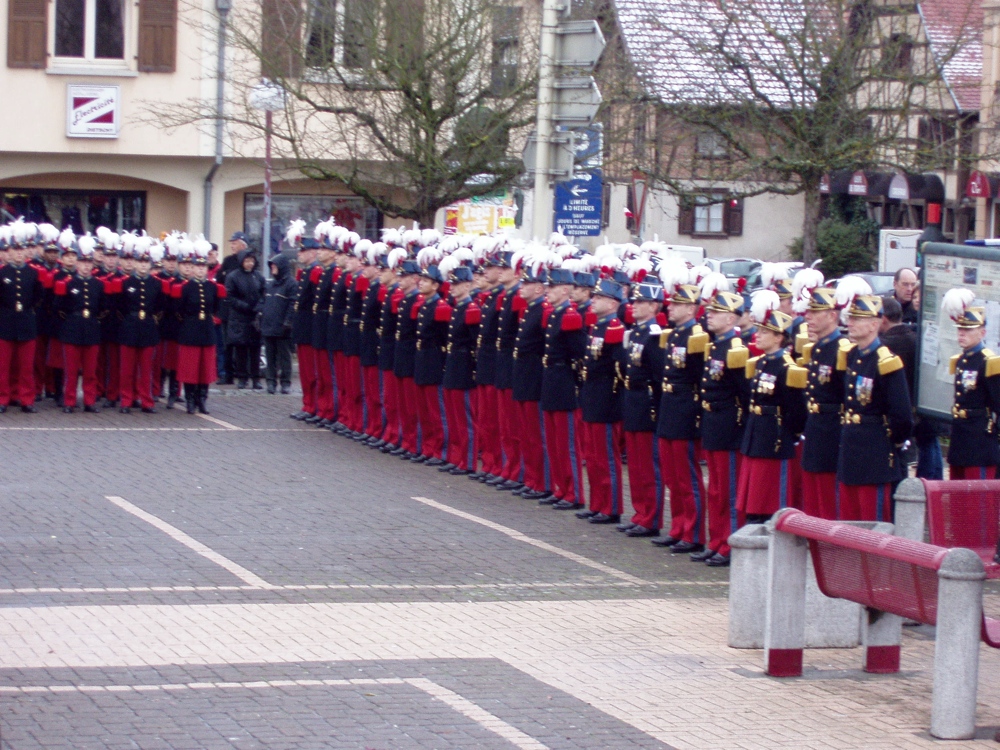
[225,248,265,389]
[258,253,297,394]
[215,233,246,384]
[892,267,919,326]
[881,296,943,480]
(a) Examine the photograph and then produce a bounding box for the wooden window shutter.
[7,0,47,69]
[678,198,695,235]
[261,0,302,80]
[726,197,743,236]
[138,0,177,72]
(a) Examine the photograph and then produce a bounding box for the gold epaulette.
[799,341,814,365]
[659,330,671,348]
[786,363,808,389]
[949,353,961,375]
[877,345,903,375]
[794,326,810,354]
[986,352,1000,378]
[836,338,854,371]
[745,355,759,379]
[687,325,708,354]
[727,339,748,369]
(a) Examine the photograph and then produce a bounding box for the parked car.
[705,257,762,279]
[841,271,895,296]
[743,262,803,292]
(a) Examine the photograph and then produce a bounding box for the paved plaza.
[0,390,998,749]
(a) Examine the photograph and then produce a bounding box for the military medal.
[709,359,724,381]
[671,346,686,368]
[139,310,146,320]
[199,312,206,320]
[856,375,874,406]
[82,309,90,319]
[961,370,978,391]
[15,302,22,312]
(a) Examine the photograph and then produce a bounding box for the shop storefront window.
[0,190,145,234]
[244,194,380,257]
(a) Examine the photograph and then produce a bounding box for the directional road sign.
[554,170,603,237]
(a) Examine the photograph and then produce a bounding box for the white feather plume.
[354,238,373,259]
[387,247,408,270]
[58,227,76,250]
[416,246,443,269]
[77,234,96,257]
[177,237,195,259]
[402,227,423,247]
[132,234,153,257]
[367,241,387,266]
[761,262,794,289]
[699,271,731,301]
[313,219,332,241]
[420,228,441,247]
[12,219,38,246]
[119,232,136,255]
[38,224,60,244]
[149,244,165,264]
[658,256,690,290]
[381,227,402,247]
[625,255,653,283]
[192,234,213,256]
[438,254,460,278]
[750,289,781,325]
[286,219,306,246]
[834,275,872,309]
[942,287,976,323]
[792,267,824,299]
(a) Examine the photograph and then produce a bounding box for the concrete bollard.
[728,524,769,648]
[862,608,903,673]
[930,547,986,740]
[763,509,809,676]
[893,478,927,543]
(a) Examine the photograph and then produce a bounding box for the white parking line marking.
[195,413,242,430]
[411,496,650,585]
[0,678,551,749]
[104,495,276,589]
[0,427,321,432]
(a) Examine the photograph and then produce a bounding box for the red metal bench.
[921,479,1000,579]
[766,509,999,738]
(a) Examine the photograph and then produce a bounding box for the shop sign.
[66,84,120,139]
[847,171,868,196]
[966,171,993,200]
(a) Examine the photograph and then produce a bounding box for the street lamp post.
[248,79,286,278]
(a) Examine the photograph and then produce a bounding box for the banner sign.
[66,85,120,139]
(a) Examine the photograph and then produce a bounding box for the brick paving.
[0,388,997,748]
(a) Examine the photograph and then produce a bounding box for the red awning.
[965,171,999,200]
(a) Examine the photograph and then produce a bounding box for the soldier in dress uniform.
[940,288,1000,479]
[117,238,165,414]
[439,255,481,475]
[340,240,369,438]
[375,243,406,452]
[836,293,912,521]
[762,262,808,356]
[695,284,749,567]
[289,227,320,421]
[737,291,808,523]
[511,255,551,501]
[411,260,452,465]
[309,227,338,427]
[54,233,105,413]
[539,263,587,509]
[359,242,387,444]
[32,224,62,401]
[95,239,124,407]
[0,221,46,412]
[469,240,506,482]
[653,261,709,550]
[156,236,184,408]
[327,231,355,431]
[174,239,226,415]
[616,281,666,536]
[576,278,626,524]
[45,227,78,402]
[389,257,424,459]
[799,283,852,519]
[487,250,528,492]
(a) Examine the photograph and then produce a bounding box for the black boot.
[197,385,210,415]
[185,384,196,414]
[166,373,179,409]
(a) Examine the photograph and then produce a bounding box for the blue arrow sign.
[554,170,603,237]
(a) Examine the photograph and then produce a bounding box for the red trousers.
[476,385,502,476]
[498,388,523,481]
[151,340,163,397]
[582,421,624,516]
[315,350,335,420]
[544,409,584,503]
[99,342,120,401]
[119,345,155,409]
[949,465,997,480]
[363,365,383,437]
[0,338,36,407]
[333,351,346,420]
[62,343,99,407]
[705,450,743,557]
[381,371,402,446]
[837,482,893,522]
[738,456,799,518]
[297,344,318,415]
[33,335,51,397]
[417,384,446,459]
[444,388,477,470]
[516,399,546,491]
[177,344,217,385]
[45,335,64,369]
[624,431,662,530]
[659,439,708,544]
[344,355,363,432]
[399,377,420,454]
[801,471,838,520]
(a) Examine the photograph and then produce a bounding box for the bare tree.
[597,0,987,263]
[153,0,539,227]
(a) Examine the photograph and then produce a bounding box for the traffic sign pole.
[531,0,562,241]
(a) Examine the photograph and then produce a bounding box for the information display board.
[917,242,1000,419]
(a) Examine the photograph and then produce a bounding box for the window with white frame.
[54,0,125,61]
[694,194,725,233]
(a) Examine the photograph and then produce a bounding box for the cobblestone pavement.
[0,388,998,749]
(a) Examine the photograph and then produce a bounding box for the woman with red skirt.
[737,291,808,523]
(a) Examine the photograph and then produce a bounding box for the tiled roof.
[919,0,983,111]
[614,0,982,112]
